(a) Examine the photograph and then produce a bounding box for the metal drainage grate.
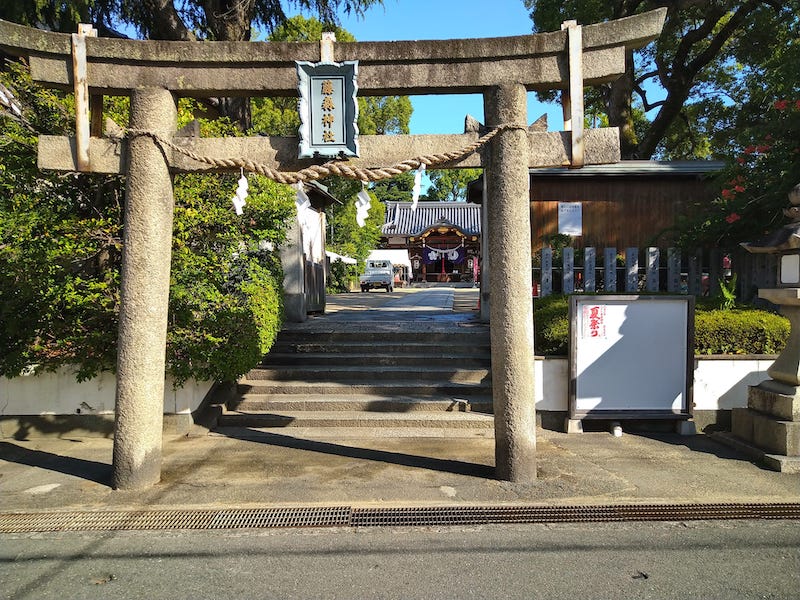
[0,507,351,533]
[350,503,800,527]
[0,503,798,533]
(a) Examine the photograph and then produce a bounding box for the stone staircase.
[215,326,494,438]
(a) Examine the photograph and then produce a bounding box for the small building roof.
[528,160,725,177]
[382,201,481,237]
[325,250,357,264]
[304,180,342,210]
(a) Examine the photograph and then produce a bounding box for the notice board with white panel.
[569,295,694,420]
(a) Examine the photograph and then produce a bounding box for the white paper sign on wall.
[558,202,583,236]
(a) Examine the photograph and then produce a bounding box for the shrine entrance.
[382,201,483,286]
[0,9,666,489]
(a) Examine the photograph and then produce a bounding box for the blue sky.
[304,0,566,135]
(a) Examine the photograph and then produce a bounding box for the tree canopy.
[0,0,383,128]
[674,9,800,249]
[527,1,800,252]
[423,169,482,203]
[0,61,295,383]
[0,0,382,40]
[525,0,791,160]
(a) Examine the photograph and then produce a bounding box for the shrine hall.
[381,201,482,284]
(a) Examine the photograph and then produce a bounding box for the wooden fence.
[532,246,776,302]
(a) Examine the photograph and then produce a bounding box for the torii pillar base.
[112,88,177,490]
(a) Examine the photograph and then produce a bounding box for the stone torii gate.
[0,10,665,489]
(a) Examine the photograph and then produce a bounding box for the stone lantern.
[734,183,800,472]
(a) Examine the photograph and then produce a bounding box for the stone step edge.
[710,431,800,474]
[248,365,491,373]
[221,409,495,420]
[276,331,488,339]
[236,393,493,401]
[244,371,492,382]
[262,352,492,361]
[218,410,495,428]
[238,380,493,389]
[232,397,494,413]
[236,386,494,397]
[210,426,495,439]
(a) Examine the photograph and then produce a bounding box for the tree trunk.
[141,0,195,41]
[606,59,639,159]
[126,0,253,130]
[218,97,253,131]
[203,0,255,130]
[605,53,639,159]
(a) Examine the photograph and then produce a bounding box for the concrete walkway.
[306,287,472,322]
[1,288,797,515]
[1,429,798,513]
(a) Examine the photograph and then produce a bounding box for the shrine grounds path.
[1,286,797,514]
[1,287,799,599]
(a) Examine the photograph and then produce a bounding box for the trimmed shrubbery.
[694,307,789,355]
[533,295,789,356]
[0,63,295,385]
[533,295,571,356]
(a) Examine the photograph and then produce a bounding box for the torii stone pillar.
[112,88,177,490]
[484,84,537,481]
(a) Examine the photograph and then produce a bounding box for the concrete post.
[479,172,491,322]
[112,87,177,490]
[483,84,537,482]
[280,216,308,322]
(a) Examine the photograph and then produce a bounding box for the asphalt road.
[3,520,799,599]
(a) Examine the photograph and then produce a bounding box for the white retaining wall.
[0,358,771,419]
[0,369,213,417]
[534,356,771,412]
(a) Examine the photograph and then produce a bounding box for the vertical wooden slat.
[736,247,756,303]
[687,249,702,296]
[667,247,681,293]
[625,247,638,292]
[757,253,777,289]
[584,247,596,292]
[71,24,97,172]
[563,247,574,294]
[708,248,722,298]
[90,94,104,137]
[646,247,659,292]
[541,247,553,297]
[604,247,617,292]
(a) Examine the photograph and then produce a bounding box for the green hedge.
[533,295,570,356]
[694,309,789,355]
[533,295,789,356]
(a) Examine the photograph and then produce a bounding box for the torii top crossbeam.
[0,10,665,176]
[2,11,664,96]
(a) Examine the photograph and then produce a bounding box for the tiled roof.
[382,202,481,237]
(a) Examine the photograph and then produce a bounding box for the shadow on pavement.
[0,440,112,485]
[219,428,496,479]
[638,431,766,466]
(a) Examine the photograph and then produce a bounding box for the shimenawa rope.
[125,123,525,185]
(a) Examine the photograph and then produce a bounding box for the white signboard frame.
[569,295,694,420]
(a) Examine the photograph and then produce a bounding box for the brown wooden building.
[467,160,723,251]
